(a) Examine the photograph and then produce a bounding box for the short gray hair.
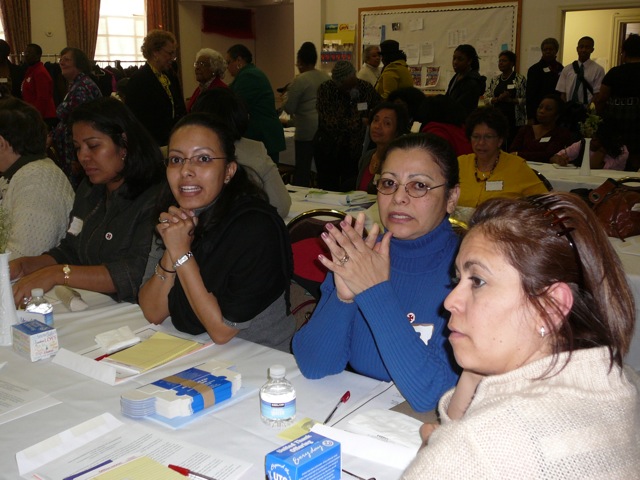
[364,45,380,61]
[195,48,227,78]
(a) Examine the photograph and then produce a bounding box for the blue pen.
[62,459,113,480]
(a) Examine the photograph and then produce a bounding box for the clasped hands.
[317,212,392,303]
[157,206,198,261]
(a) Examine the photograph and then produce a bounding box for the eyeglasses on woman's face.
[194,61,210,68]
[161,48,177,60]
[165,154,226,167]
[376,177,445,198]
[470,133,499,143]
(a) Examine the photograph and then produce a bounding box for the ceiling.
[178,0,292,6]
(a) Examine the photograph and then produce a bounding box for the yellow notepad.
[94,456,184,479]
[106,332,201,372]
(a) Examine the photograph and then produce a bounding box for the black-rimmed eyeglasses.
[376,178,445,198]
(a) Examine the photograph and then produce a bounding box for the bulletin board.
[359,0,521,92]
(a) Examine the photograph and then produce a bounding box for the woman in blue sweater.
[293,133,461,412]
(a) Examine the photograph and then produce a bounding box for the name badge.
[67,216,83,236]
[357,102,368,111]
[539,136,551,143]
[543,67,551,73]
[413,324,434,347]
[486,180,504,191]
[507,84,515,90]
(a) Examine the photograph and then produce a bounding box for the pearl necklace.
[500,71,514,82]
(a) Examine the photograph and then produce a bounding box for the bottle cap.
[270,364,285,378]
[31,288,44,297]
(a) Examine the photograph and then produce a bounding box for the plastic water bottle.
[25,288,54,326]
[260,364,296,428]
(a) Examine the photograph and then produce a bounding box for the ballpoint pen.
[323,390,351,424]
[168,464,218,480]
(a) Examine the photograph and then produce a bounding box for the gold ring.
[339,254,350,265]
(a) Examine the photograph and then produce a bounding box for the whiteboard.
[359,1,521,92]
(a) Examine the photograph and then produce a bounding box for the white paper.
[363,25,382,45]
[0,376,61,425]
[17,413,251,480]
[409,18,423,32]
[447,29,467,47]
[331,382,405,427]
[420,41,434,64]
[311,423,416,470]
[405,43,419,65]
[345,408,423,449]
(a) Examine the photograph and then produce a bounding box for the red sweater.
[21,62,56,119]
[422,122,473,156]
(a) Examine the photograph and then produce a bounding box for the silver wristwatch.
[173,251,193,269]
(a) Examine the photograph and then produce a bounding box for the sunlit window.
[94,0,146,64]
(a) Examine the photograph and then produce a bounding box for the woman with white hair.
[186,48,227,112]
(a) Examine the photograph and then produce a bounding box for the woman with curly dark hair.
[458,107,547,208]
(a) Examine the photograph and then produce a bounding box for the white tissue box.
[12,320,59,362]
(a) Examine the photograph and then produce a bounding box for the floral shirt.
[52,73,102,187]
[316,78,380,164]
[485,72,527,127]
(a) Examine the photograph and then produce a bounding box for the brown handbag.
[588,178,640,240]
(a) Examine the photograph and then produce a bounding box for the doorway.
[562,7,640,71]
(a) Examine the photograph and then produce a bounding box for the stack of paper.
[121,359,241,420]
[103,332,201,373]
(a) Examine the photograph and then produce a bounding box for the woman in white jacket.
[404,192,640,479]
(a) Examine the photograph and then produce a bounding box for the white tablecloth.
[527,162,634,192]
[0,291,404,480]
[611,239,640,371]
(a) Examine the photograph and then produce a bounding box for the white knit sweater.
[0,158,74,260]
[403,347,640,479]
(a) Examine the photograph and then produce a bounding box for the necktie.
[571,63,585,103]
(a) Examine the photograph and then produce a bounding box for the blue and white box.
[265,432,340,480]
[12,320,59,362]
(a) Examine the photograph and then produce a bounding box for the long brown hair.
[469,192,634,370]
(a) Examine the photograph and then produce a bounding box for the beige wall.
[27,0,640,99]
[323,0,640,73]
[178,2,294,102]
[30,0,67,56]
[562,7,640,71]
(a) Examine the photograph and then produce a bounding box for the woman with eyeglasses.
[293,133,461,412]
[403,193,639,478]
[186,48,227,113]
[139,113,295,352]
[457,107,547,208]
[10,97,164,304]
[126,29,186,147]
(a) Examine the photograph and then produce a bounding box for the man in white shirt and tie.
[555,36,605,106]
